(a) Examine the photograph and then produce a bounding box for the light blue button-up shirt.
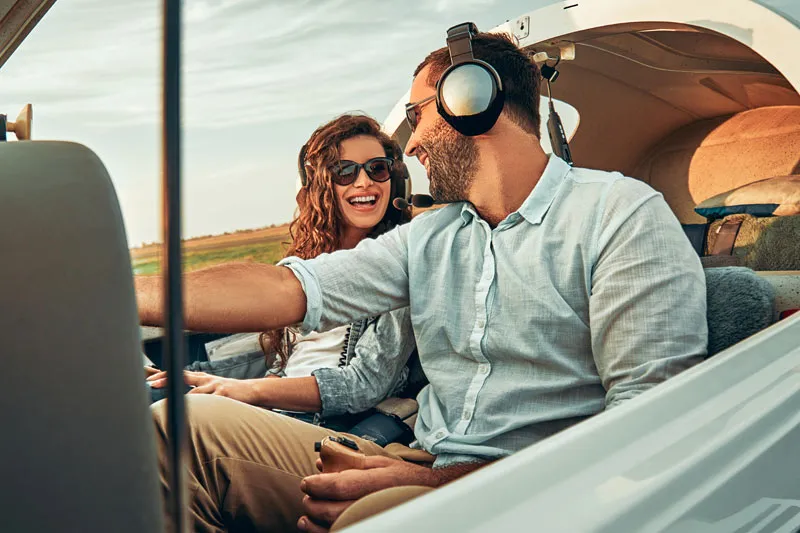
[282,155,707,468]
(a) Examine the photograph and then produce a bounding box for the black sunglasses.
[331,157,394,186]
[405,95,436,131]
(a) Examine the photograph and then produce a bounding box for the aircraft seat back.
[634,105,800,225]
[0,141,163,532]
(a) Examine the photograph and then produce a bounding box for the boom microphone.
[393,194,436,210]
[410,195,435,208]
[392,197,408,210]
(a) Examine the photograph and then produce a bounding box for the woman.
[146,114,419,433]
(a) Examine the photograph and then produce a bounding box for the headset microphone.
[392,197,410,210]
[393,194,436,211]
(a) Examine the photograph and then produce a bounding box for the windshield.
[0,0,557,254]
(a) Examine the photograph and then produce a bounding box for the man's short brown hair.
[414,32,541,137]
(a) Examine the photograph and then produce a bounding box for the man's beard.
[419,118,478,203]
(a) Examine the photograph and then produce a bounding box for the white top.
[282,324,350,378]
[204,332,263,361]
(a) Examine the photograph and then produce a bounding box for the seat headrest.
[635,105,800,224]
[0,141,163,532]
[695,174,800,220]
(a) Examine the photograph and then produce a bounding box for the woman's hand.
[147,370,262,405]
[146,371,322,411]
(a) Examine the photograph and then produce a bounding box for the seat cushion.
[756,271,800,318]
[695,174,800,219]
[705,267,775,356]
[704,214,800,271]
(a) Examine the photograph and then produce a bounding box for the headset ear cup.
[436,61,504,136]
[389,161,411,223]
[297,144,309,186]
[396,161,410,199]
[439,90,504,136]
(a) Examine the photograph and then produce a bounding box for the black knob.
[314,441,321,453]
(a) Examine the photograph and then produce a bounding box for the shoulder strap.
[285,329,293,357]
[710,219,743,256]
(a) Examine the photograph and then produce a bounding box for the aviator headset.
[430,22,505,137]
[297,139,411,222]
[394,22,505,209]
[430,22,573,162]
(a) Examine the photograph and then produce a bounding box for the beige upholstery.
[0,141,163,532]
[757,272,800,317]
[633,105,800,223]
[704,214,800,271]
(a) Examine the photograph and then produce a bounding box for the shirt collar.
[459,154,571,226]
[459,203,475,225]
[517,154,571,225]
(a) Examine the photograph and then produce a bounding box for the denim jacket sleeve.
[312,307,415,417]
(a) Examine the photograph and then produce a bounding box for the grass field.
[131,224,291,275]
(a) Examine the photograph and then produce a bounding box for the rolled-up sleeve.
[313,307,416,417]
[590,179,707,408]
[432,453,489,469]
[279,224,411,334]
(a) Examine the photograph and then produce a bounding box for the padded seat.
[704,267,776,356]
[635,106,800,272]
[634,105,800,225]
[756,271,800,318]
[703,213,800,271]
[0,141,163,532]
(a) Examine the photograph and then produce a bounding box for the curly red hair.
[260,114,408,367]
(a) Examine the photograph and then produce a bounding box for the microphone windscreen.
[392,197,411,210]
[410,195,435,208]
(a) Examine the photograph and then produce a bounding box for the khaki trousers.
[151,395,433,532]
[329,486,433,531]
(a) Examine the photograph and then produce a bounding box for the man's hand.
[147,370,261,405]
[297,456,438,532]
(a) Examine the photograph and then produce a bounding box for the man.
[140,30,707,532]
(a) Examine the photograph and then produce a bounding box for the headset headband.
[446,22,478,65]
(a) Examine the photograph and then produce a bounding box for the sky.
[0,0,551,247]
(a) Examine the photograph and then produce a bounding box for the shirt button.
[435,430,446,439]
[462,409,471,420]
[479,364,489,374]
[476,318,486,328]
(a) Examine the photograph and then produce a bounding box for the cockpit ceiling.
[530,24,799,120]
[527,23,800,174]
[0,0,56,70]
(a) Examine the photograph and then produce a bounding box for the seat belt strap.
[710,219,743,256]
[375,397,418,423]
